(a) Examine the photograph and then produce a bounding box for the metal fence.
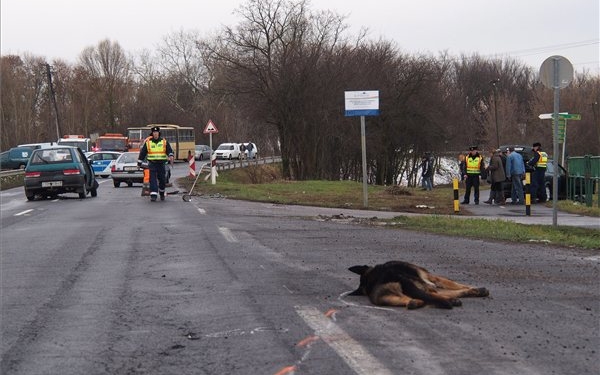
[566,155,599,207]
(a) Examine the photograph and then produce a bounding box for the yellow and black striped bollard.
[453,178,460,213]
[525,172,531,216]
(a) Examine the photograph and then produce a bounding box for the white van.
[215,143,241,160]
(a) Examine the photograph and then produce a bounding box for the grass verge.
[179,164,600,250]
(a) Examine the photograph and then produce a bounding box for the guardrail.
[0,169,25,177]
[212,155,282,172]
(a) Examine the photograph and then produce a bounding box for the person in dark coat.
[484,149,507,205]
[527,142,548,203]
[420,153,434,191]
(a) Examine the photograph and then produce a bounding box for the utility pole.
[593,101,600,154]
[45,63,62,140]
[490,78,500,148]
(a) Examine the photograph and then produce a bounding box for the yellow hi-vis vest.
[536,151,548,168]
[146,139,168,161]
[466,155,482,174]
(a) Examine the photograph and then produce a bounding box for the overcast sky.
[2,0,599,75]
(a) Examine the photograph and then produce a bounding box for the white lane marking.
[295,305,393,375]
[338,290,395,312]
[585,255,600,262]
[197,208,206,215]
[218,226,238,242]
[14,209,34,216]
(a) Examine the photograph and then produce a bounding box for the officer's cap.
[468,145,478,151]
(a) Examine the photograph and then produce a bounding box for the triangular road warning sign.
[203,119,219,134]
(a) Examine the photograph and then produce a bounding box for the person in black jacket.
[137,126,174,201]
[420,153,434,190]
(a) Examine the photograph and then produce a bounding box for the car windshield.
[217,144,232,150]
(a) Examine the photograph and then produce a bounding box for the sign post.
[203,119,219,185]
[344,90,380,208]
[538,113,581,165]
[539,56,573,226]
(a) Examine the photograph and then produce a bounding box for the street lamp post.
[490,78,500,148]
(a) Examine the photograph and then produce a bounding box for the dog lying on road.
[348,261,489,309]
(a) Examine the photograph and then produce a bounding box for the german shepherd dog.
[348,261,489,309]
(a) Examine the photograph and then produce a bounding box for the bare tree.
[78,39,132,132]
[0,54,47,148]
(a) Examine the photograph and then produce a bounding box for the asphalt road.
[1,165,599,375]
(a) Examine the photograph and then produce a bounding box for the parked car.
[24,146,98,200]
[111,152,144,187]
[86,151,122,178]
[215,143,241,160]
[0,147,34,170]
[544,160,568,200]
[194,144,213,161]
[242,142,258,159]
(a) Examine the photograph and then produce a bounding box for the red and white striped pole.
[188,151,195,179]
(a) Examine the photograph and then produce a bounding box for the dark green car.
[24,146,99,200]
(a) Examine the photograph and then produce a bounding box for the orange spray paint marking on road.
[296,335,320,348]
[273,365,296,375]
[325,308,339,321]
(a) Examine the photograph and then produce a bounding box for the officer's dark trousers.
[530,168,546,202]
[149,161,166,195]
[463,174,480,203]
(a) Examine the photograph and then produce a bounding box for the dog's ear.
[348,265,369,275]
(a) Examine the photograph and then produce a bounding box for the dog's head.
[348,265,371,295]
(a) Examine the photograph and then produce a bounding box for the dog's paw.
[407,299,425,309]
[476,287,490,297]
[450,298,462,307]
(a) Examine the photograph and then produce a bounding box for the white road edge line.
[197,208,206,215]
[218,226,238,243]
[14,209,34,216]
[295,305,393,375]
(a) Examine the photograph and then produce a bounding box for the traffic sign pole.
[203,119,219,185]
[539,55,574,227]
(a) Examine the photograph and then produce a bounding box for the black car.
[24,146,99,200]
[500,145,567,201]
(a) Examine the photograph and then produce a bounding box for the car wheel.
[79,184,88,199]
[127,182,133,187]
[26,193,35,201]
[113,180,120,188]
[91,187,98,197]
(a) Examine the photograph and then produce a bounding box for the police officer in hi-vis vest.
[137,126,174,201]
[461,146,486,205]
[527,142,548,203]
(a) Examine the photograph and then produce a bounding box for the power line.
[493,39,599,58]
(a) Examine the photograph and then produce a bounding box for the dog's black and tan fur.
[349,261,489,309]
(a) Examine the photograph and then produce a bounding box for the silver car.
[194,145,213,161]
